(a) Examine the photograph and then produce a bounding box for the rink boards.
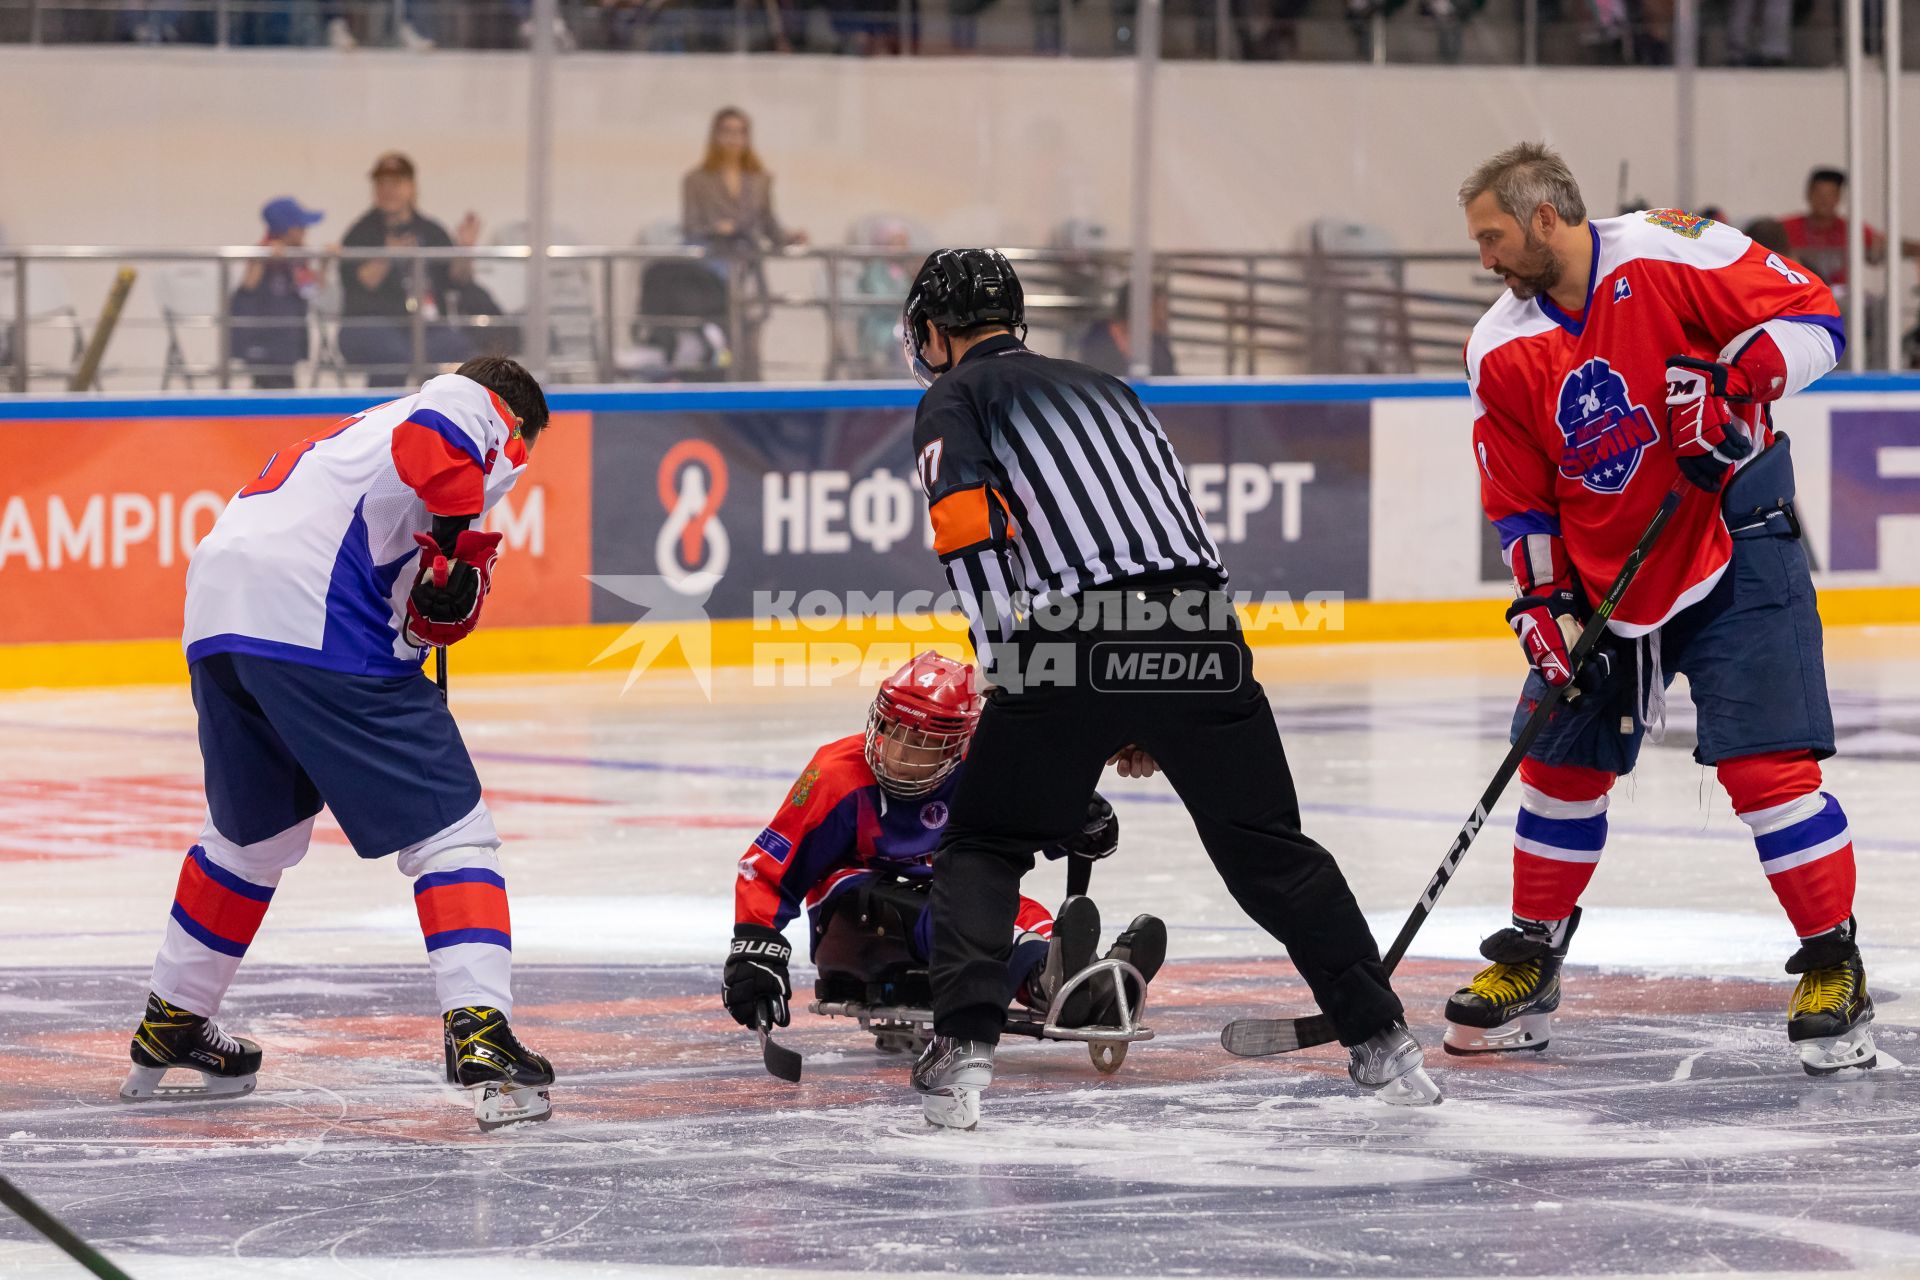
[3,374,1918,687]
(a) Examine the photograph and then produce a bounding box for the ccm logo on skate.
[1091,642,1242,693]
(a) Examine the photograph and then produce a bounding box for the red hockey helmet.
[864,650,982,798]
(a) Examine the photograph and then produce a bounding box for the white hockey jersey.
[183,374,530,676]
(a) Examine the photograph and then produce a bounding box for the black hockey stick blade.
[1222,1011,1334,1057]
[0,1171,136,1280]
[1220,482,1687,1059]
[756,1007,803,1083]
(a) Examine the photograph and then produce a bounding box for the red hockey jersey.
[1468,210,1842,635]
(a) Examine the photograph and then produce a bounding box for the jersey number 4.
[237,414,365,498]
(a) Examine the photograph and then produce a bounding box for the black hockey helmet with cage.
[901,248,1026,387]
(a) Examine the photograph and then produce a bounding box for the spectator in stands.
[231,198,323,390]
[1726,0,1791,65]
[338,151,497,381]
[1077,282,1177,378]
[682,108,806,259]
[1780,166,1920,289]
[683,108,806,379]
[853,219,915,375]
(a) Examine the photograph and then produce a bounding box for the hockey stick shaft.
[435,646,448,701]
[1382,478,1684,968]
[0,1172,135,1280]
[1066,850,1093,899]
[1224,480,1687,1056]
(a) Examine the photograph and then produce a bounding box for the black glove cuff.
[1667,354,1732,398]
[1506,587,1585,624]
[430,513,476,556]
[730,923,792,966]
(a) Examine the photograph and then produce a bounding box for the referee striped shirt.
[911,334,1224,668]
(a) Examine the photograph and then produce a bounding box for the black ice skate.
[445,1006,555,1131]
[1085,913,1166,1028]
[1786,918,1877,1077]
[911,1035,995,1130]
[120,992,261,1102]
[1443,906,1582,1055]
[1348,1020,1442,1106]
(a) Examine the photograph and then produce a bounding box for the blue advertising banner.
[587,402,1371,623]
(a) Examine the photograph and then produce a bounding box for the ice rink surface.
[3,630,1919,1279]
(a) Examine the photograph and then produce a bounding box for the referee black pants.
[929,590,1404,1047]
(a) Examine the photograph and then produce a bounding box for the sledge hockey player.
[722,650,1166,1052]
[1452,142,1873,1076]
[121,357,557,1130]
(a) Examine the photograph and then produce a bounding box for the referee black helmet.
[902,248,1026,387]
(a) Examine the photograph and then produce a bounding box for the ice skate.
[1444,907,1581,1055]
[1032,895,1100,1028]
[446,1006,554,1131]
[1085,913,1166,1028]
[1348,1020,1442,1106]
[1786,918,1877,1077]
[120,992,261,1102]
[911,1035,994,1130]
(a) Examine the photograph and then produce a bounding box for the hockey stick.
[0,1172,135,1280]
[1222,479,1687,1058]
[435,646,448,701]
[1066,850,1093,899]
[756,1004,803,1083]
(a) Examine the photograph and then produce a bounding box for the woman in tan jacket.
[681,106,807,378]
[682,107,806,254]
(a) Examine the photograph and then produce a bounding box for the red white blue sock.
[409,846,514,1014]
[149,819,311,1017]
[1719,751,1855,938]
[1511,760,1615,924]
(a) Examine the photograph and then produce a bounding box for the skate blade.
[119,1064,256,1102]
[1374,1064,1443,1107]
[1798,1025,1877,1077]
[473,1083,552,1131]
[921,1087,980,1131]
[1443,1013,1550,1056]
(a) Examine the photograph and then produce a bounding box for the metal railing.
[0,243,1501,392]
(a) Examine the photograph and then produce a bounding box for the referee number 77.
[917,440,943,494]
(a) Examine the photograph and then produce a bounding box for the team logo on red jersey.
[1555,358,1661,495]
[1645,208,1712,239]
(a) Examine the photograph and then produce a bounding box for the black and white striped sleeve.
[913,394,1020,673]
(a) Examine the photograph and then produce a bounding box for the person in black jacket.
[1075,281,1178,379]
[902,248,1437,1129]
[338,152,503,382]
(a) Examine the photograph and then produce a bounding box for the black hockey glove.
[723,923,793,1029]
[1059,793,1119,860]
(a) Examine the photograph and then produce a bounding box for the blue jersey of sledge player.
[721,651,1166,1038]
[121,356,558,1131]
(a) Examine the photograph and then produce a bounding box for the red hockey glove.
[1665,354,1761,493]
[404,529,503,647]
[1506,589,1613,700]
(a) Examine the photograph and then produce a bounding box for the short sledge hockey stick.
[1222,480,1687,1058]
[757,1004,803,1083]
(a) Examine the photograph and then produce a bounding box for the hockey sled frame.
[810,956,1153,1074]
